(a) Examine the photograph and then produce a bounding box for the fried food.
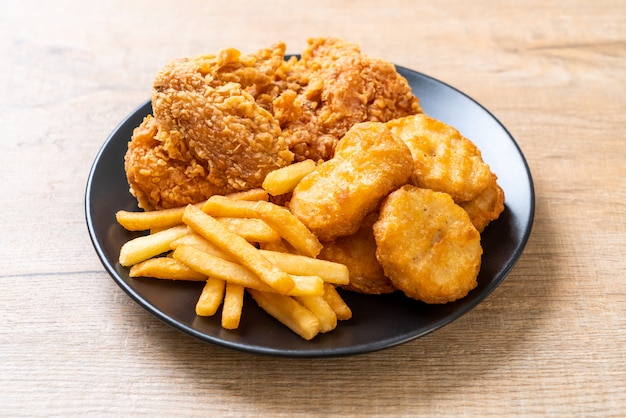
[274,38,422,162]
[319,212,395,295]
[386,114,492,203]
[125,43,294,210]
[374,185,482,304]
[289,122,413,242]
[125,38,422,209]
[124,116,224,210]
[459,173,505,232]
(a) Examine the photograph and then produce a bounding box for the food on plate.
[126,43,294,210]
[262,159,316,196]
[124,38,422,210]
[118,224,189,267]
[221,282,245,330]
[386,114,493,203]
[182,204,295,293]
[117,195,352,338]
[374,185,482,304]
[196,277,226,316]
[288,122,413,242]
[322,283,353,321]
[115,38,507,340]
[459,173,505,232]
[248,289,321,340]
[202,196,323,258]
[318,212,395,295]
[129,257,206,281]
[274,37,422,162]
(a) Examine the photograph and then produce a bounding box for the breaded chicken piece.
[318,212,395,295]
[289,122,413,242]
[124,116,222,210]
[374,185,482,304]
[459,173,505,232]
[126,44,293,209]
[386,114,493,203]
[273,38,422,162]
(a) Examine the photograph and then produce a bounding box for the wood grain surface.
[1,0,625,416]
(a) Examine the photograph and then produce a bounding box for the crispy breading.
[374,185,482,304]
[289,122,413,242]
[318,212,395,295]
[124,116,224,210]
[125,44,294,209]
[274,38,422,162]
[386,114,492,203]
[459,173,505,232]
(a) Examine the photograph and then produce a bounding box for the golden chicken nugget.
[289,122,413,242]
[374,185,482,304]
[319,212,395,295]
[459,173,505,232]
[386,114,492,203]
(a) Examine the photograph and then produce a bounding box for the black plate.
[85,66,534,357]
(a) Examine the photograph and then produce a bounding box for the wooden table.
[2,0,625,416]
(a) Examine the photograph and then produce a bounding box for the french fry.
[116,188,265,232]
[118,225,189,266]
[203,197,323,257]
[116,201,205,231]
[262,159,316,196]
[182,205,295,294]
[248,289,320,340]
[129,257,206,281]
[287,275,325,296]
[259,240,291,252]
[221,282,245,329]
[217,217,281,243]
[323,283,352,321]
[225,188,269,202]
[202,195,259,218]
[173,245,271,290]
[294,295,337,333]
[252,201,323,258]
[173,245,323,296]
[171,233,234,261]
[196,278,226,316]
[259,250,350,285]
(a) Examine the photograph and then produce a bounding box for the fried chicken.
[126,43,294,210]
[386,114,493,203]
[319,212,396,295]
[374,185,482,304]
[288,122,413,242]
[125,38,423,210]
[273,38,423,162]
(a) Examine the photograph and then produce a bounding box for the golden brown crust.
[124,116,224,210]
[374,185,482,304]
[459,173,505,232]
[125,44,294,209]
[386,114,492,203]
[289,122,413,242]
[319,213,395,295]
[274,38,422,162]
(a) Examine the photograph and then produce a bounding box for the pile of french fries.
[116,161,352,340]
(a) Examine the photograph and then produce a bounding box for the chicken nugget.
[386,114,492,203]
[374,185,482,304]
[319,212,395,295]
[459,173,505,232]
[289,122,413,242]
